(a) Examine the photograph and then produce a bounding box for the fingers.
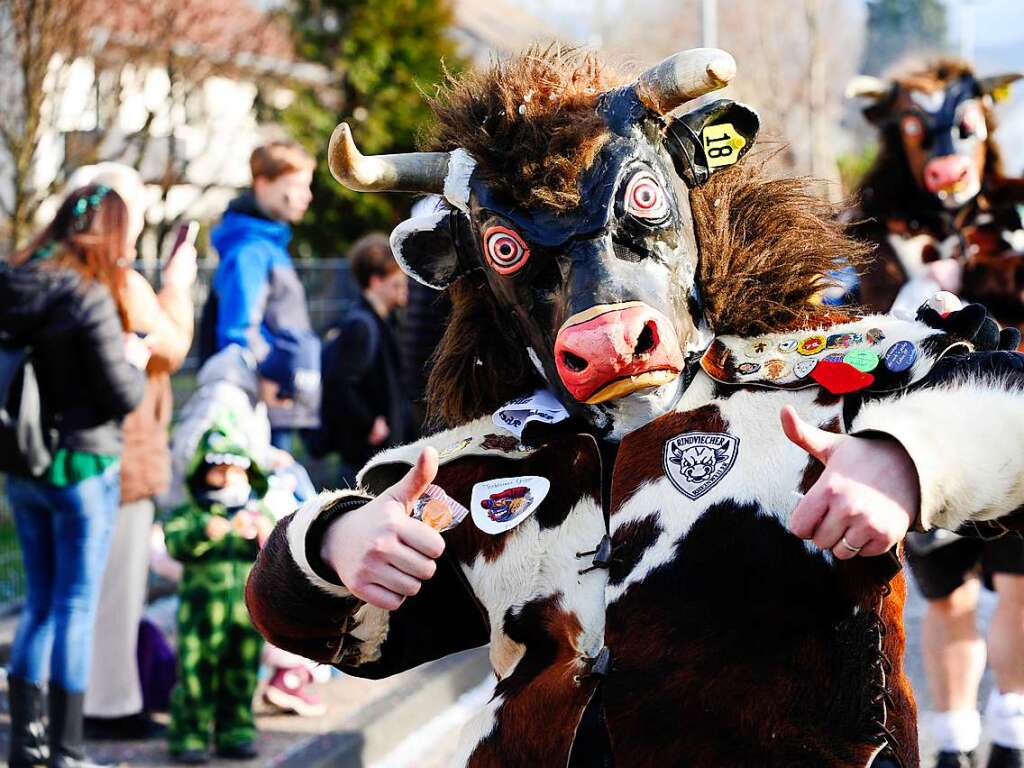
[373,564,425,597]
[779,406,842,464]
[389,447,439,505]
[397,515,446,559]
[789,486,829,540]
[358,583,406,612]
[387,542,439,581]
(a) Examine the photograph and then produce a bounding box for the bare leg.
[988,574,1024,696]
[924,578,987,712]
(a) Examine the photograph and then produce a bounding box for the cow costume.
[847,59,1024,327]
[246,48,1024,767]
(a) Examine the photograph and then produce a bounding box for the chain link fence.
[0,258,359,614]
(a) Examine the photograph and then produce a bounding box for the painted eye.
[623,172,669,221]
[483,226,530,275]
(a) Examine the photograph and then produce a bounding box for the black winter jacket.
[0,262,145,457]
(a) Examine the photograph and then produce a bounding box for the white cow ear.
[390,205,465,290]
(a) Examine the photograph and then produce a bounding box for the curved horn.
[979,72,1023,96]
[845,75,889,100]
[636,48,736,115]
[328,123,450,194]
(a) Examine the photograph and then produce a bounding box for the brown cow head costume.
[849,60,1021,211]
[329,47,767,438]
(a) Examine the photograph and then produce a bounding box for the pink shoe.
[263,666,327,717]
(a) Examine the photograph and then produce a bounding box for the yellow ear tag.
[702,123,746,168]
[992,84,1011,103]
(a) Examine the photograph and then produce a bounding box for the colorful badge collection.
[728,327,919,395]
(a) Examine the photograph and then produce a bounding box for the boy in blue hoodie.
[204,142,320,446]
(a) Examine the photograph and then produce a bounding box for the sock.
[985,689,1024,749]
[925,709,982,753]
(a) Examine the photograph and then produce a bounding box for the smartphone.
[165,220,199,265]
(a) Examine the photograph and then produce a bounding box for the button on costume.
[246,48,1024,768]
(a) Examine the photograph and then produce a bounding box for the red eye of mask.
[624,171,668,220]
[483,226,530,275]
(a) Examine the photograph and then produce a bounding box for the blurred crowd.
[0,52,1021,768]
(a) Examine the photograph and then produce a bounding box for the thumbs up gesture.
[780,406,920,560]
[319,448,446,610]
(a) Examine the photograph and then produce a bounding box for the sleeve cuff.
[285,490,372,598]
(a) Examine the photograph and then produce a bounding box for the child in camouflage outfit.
[164,424,274,764]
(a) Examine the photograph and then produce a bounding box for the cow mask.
[849,68,1022,210]
[329,49,759,437]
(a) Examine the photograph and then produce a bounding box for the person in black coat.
[0,185,148,768]
[320,233,410,480]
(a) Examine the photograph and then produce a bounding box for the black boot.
[8,676,49,767]
[987,744,1024,768]
[48,685,107,768]
[936,751,978,768]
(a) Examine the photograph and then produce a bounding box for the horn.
[979,72,1023,95]
[636,48,736,115]
[328,122,449,194]
[845,75,889,100]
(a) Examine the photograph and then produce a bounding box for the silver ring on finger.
[838,535,864,555]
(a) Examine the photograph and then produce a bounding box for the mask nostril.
[562,350,589,373]
[634,321,658,357]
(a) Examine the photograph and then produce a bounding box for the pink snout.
[554,303,684,404]
[923,155,972,194]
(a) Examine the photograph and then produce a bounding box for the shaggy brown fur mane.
[856,58,1007,221]
[425,155,864,427]
[426,45,629,212]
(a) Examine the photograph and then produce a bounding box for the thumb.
[388,446,439,505]
[780,405,843,464]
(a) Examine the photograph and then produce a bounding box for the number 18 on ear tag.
[471,476,550,534]
[702,123,746,168]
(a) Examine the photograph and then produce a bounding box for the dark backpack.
[0,336,54,477]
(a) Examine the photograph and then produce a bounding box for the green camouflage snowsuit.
[164,425,273,754]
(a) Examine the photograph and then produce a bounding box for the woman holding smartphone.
[1,184,148,768]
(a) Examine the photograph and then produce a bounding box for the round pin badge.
[736,361,761,375]
[883,340,917,373]
[794,359,817,378]
[843,348,880,373]
[823,353,845,363]
[866,328,886,345]
[797,334,827,356]
[778,339,798,353]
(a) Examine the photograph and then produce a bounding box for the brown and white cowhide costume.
[848,60,1024,329]
[247,47,1024,768]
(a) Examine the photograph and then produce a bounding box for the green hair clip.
[71,184,112,232]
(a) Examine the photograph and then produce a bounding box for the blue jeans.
[5,464,120,692]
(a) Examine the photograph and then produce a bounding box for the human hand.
[368,416,390,446]
[320,447,444,610]
[123,333,152,370]
[232,509,260,540]
[780,406,919,560]
[206,516,232,541]
[268,447,295,469]
[163,242,198,289]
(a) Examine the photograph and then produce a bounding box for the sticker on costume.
[663,432,739,500]
[744,339,772,359]
[412,484,469,532]
[867,328,886,345]
[702,122,747,168]
[471,476,550,534]
[883,340,917,373]
[778,339,798,353]
[797,334,827,356]
[480,433,531,453]
[823,352,846,363]
[794,359,817,378]
[826,332,863,350]
[438,437,472,460]
[763,358,789,380]
[492,389,569,439]
[736,361,761,375]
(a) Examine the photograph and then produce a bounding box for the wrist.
[310,496,370,585]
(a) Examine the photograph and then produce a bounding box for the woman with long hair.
[0,185,149,768]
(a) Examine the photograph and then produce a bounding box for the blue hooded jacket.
[209,193,318,428]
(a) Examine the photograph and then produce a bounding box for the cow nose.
[554,302,685,405]
[923,155,971,193]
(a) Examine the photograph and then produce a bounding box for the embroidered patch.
[663,432,740,500]
[797,334,827,356]
[763,358,789,380]
[480,433,530,453]
[736,361,761,375]
[471,476,550,534]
